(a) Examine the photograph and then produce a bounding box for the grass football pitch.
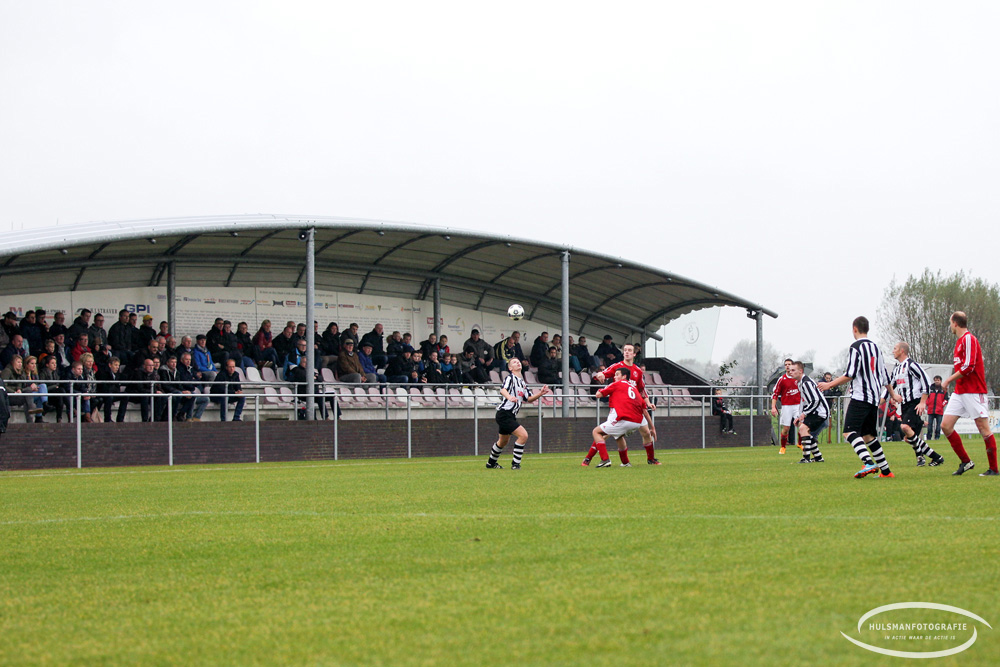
[2,442,997,665]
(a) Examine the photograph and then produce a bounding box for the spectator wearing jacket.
[132,338,161,373]
[1,334,29,370]
[2,311,21,343]
[358,342,386,384]
[342,323,360,350]
[67,310,91,345]
[235,322,253,359]
[320,323,341,368]
[361,324,387,368]
[530,332,550,369]
[421,350,445,384]
[210,358,245,421]
[252,320,280,368]
[284,338,320,377]
[88,313,110,354]
[493,331,525,369]
[926,375,948,440]
[155,355,186,422]
[337,339,365,383]
[38,354,66,422]
[440,354,459,383]
[419,334,440,361]
[457,347,489,384]
[137,315,158,350]
[385,331,405,359]
[205,318,228,365]
[463,330,494,369]
[177,352,209,421]
[386,349,417,384]
[70,332,92,363]
[273,326,296,367]
[1,355,43,421]
[537,346,562,385]
[47,311,68,341]
[595,335,623,366]
[192,335,218,383]
[108,309,136,364]
[131,357,158,422]
[97,357,129,422]
[221,321,254,371]
[19,310,44,355]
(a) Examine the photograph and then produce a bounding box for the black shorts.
[496,409,520,435]
[844,400,878,437]
[802,413,829,435]
[900,400,924,434]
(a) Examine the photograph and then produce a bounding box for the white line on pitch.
[0,509,995,527]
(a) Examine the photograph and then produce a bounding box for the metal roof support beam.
[433,278,441,339]
[305,228,316,420]
[561,251,570,417]
[167,261,176,334]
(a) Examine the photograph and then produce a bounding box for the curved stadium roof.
[0,215,776,341]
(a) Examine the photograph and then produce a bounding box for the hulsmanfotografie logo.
[842,602,991,658]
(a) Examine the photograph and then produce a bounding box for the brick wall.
[0,415,773,470]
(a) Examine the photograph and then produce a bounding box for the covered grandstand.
[0,215,778,468]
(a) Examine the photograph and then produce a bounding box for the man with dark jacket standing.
[108,309,136,365]
[67,310,92,345]
[205,318,229,366]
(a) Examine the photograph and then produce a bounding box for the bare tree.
[878,270,1000,391]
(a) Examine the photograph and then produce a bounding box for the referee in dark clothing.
[818,316,895,479]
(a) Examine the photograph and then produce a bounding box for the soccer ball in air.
[507,304,525,321]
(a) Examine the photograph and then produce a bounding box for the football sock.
[868,441,890,473]
[586,443,599,460]
[907,435,921,456]
[947,431,970,463]
[781,433,788,449]
[488,442,502,465]
[984,434,998,471]
[848,433,874,465]
[644,443,655,461]
[800,435,812,457]
[596,441,609,461]
[512,442,525,466]
[618,449,630,464]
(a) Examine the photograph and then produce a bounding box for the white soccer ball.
[507,304,525,321]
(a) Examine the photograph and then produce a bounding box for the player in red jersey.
[941,311,998,477]
[770,358,801,454]
[584,368,656,467]
[584,343,660,465]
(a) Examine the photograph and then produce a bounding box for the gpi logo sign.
[842,602,991,658]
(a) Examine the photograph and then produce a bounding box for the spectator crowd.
[0,306,640,424]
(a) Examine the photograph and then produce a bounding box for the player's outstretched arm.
[526,385,551,403]
[817,375,849,392]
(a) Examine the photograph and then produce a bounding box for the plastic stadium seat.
[244,366,263,383]
[320,367,336,384]
[523,370,537,385]
[569,371,581,385]
[422,387,442,405]
[263,385,287,406]
[489,370,501,384]
[234,367,247,382]
[261,366,278,383]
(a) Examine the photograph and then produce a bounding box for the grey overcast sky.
[2,1,999,368]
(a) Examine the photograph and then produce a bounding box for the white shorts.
[943,393,990,420]
[779,404,802,427]
[600,415,648,438]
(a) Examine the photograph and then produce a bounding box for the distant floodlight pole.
[561,251,570,418]
[433,278,441,339]
[305,227,316,421]
[167,261,176,334]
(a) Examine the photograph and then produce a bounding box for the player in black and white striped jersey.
[486,358,551,470]
[818,316,895,478]
[789,362,827,463]
[889,341,945,467]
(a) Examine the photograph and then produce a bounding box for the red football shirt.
[953,331,988,394]
[598,379,645,423]
[771,374,801,406]
[602,361,646,396]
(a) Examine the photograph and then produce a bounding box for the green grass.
[1,442,998,666]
